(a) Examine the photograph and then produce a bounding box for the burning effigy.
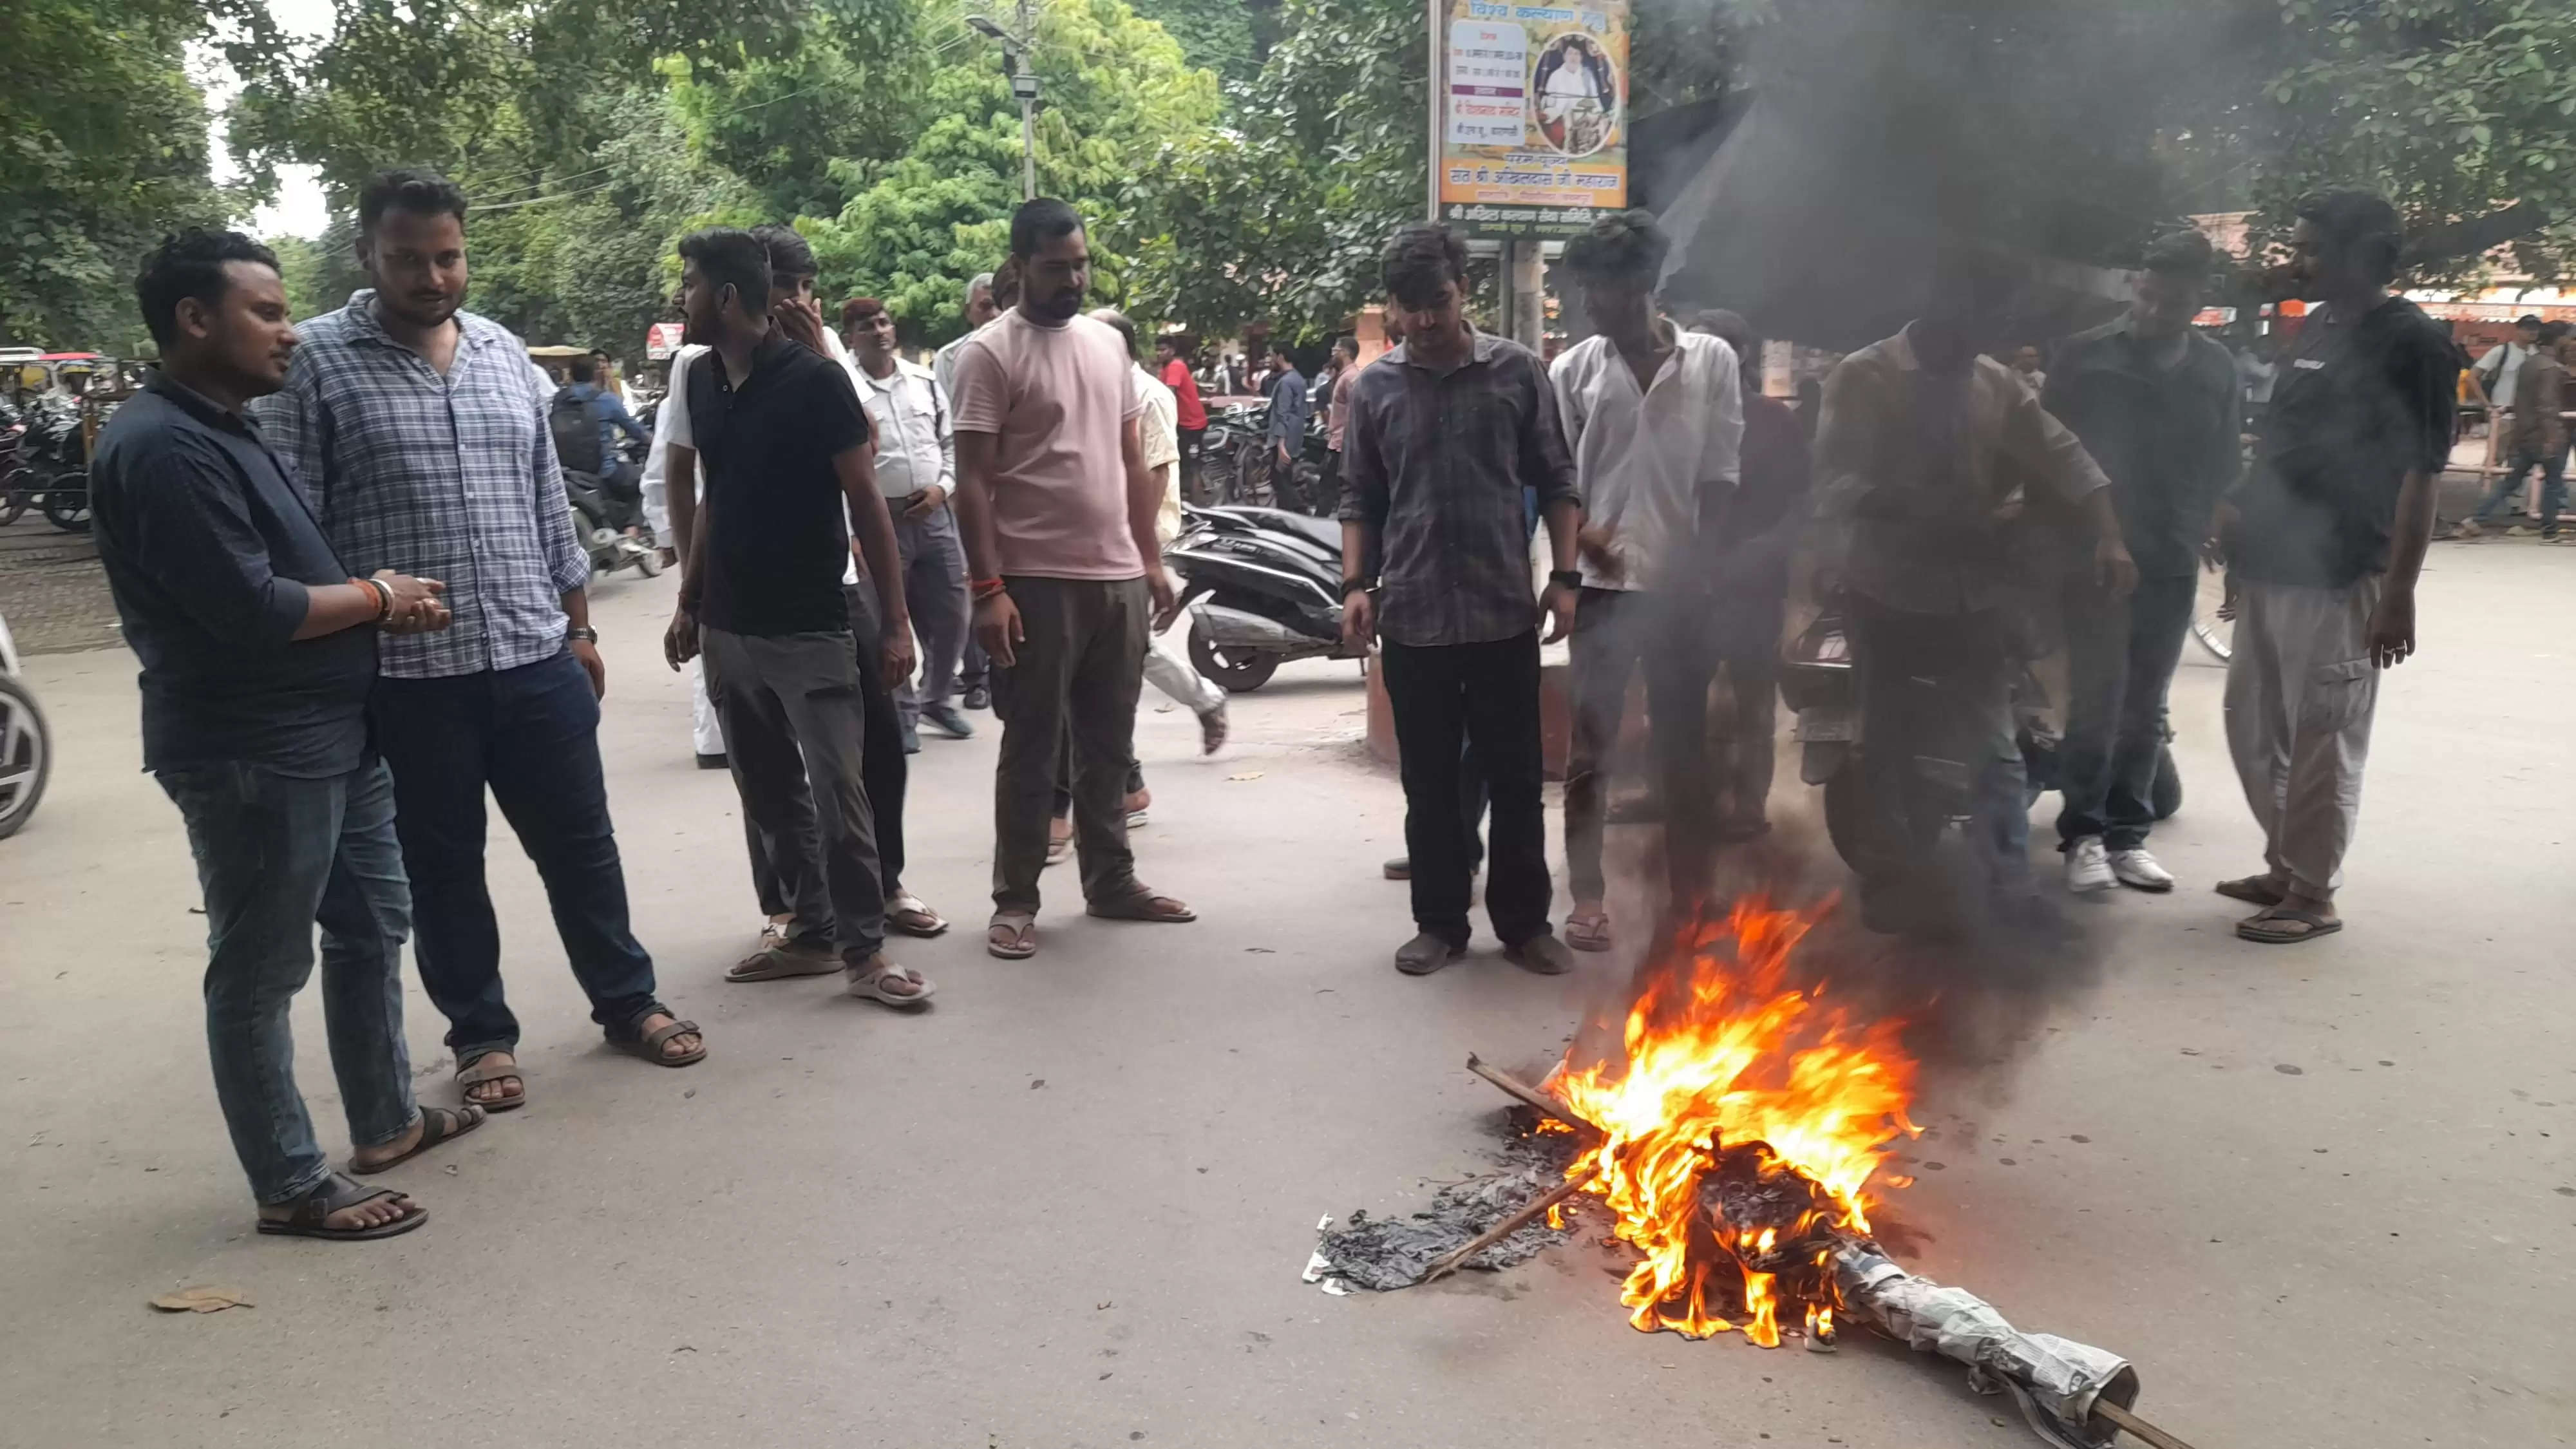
[1308,896,2195,1449]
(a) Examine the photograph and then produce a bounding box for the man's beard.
[379,289,462,330]
[1029,290,1083,323]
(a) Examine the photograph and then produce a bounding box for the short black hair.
[2141,229,2215,279]
[569,355,597,383]
[2517,312,2545,328]
[135,227,281,346]
[590,346,611,360]
[2541,321,2570,345]
[2295,189,2404,286]
[1332,334,1359,357]
[359,168,468,234]
[1561,208,1670,287]
[679,228,773,316]
[1010,198,1085,260]
[750,222,817,279]
[1382,225,1467,308]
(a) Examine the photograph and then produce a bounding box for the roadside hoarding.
[1433,0,1629,240]
[645,321,686,361]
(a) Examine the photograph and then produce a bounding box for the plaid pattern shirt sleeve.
[262,294,583,679]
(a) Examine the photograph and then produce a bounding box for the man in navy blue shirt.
[91,229,479,1241]
[1264,345,1311,508]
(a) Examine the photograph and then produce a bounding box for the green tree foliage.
[801,0,1220,345]
[0,0,281,349]
[2249,0,2576,279]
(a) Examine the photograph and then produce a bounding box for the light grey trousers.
[2222,574,2383,896]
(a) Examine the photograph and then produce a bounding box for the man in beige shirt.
[1813,251,2134,932]
[951,200,1195,958]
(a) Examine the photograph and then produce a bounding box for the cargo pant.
[2222,574,2382,897]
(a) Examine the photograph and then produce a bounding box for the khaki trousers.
[2222,575,2382,896]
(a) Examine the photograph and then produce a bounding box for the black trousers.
[1177,427,1206,503]
[1379,632,1551,947]
[742,583,908,916]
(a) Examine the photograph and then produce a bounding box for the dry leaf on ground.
[150,1286,253,1314]
[1226,772,1264,782]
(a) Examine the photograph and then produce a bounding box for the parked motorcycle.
[0,608,52,839]
[1782,609,2176,877]
[18,393,91,533]
[1,398,28,526]
[1162,502,1360,692]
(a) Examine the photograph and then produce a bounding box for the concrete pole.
[1508,240,1545,349]
[1016,0,1037,200]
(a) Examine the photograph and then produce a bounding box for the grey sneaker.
[1506,934,1575,975]
[2109,847,2175,892]
[1394,931,1464,975]
[923,703,974,739]
[2064,835,2116,893]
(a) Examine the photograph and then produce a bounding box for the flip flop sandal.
[2214,876,2289,907]
[611,1018,706,1067]
[726,942,843,981]
[1086,891,1197,923]
[457,1054,527,1112]
[987,913,1038,960]
[846,960,936,1007]
[1566,911,1615,952]
[2236,907,2342,944]
[349,1104,486,1175]
[886,893,950,938]
[257,1171,426,1242]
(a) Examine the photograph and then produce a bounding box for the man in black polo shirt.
[92,229,479,1241]
[2217,191,2454,945]
[659,229,933,1007]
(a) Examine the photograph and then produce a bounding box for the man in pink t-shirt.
[951,198,1196,958]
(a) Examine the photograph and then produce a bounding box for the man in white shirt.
[845,295,974,744]
[2474,314,2542,411]
[1095,308,1227,752]
[934,267,1011,712]
[1548,209,1744,953]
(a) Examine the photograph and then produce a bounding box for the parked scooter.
[0,607,52,839]
[1162,502,1361,692]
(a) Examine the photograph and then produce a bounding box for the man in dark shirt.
[1693,310,1813,838]
[1340,223,1583,976]
[2217,191,2452,944]
[1264,345,1312,509]
[659,228,932,1007]
[92,229,478,1240]
[2042,230,2242,895]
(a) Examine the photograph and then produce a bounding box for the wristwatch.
[567,626,601,644]
[1549,569,1584,589]
[1342,574,1378,596]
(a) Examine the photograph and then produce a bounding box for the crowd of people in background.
[80,159,2452,1241]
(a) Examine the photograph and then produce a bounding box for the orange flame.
[1549,896,1920,1341]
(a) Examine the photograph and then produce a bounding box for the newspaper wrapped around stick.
[1832,1240,2141,1449]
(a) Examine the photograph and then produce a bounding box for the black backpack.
[548,386,603,475]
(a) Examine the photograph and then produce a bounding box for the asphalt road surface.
[0,546,2567,1448]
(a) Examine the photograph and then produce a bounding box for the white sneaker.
[2064,835,2116,893]
[2108,847,2175,893]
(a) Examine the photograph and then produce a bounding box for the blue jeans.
[2470,444,2568,533]
[2056,573,2195,851]
[158,761,418,1205]
[370,652,662,1059]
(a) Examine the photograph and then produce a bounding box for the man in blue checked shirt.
[255,169,705,1109]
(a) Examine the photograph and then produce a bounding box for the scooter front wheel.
[1188,623,1280,693]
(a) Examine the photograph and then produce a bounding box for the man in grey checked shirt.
[1338,223,1585,979]
[256,169,703,1109]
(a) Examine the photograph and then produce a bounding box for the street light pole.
[972,6,1042,201]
